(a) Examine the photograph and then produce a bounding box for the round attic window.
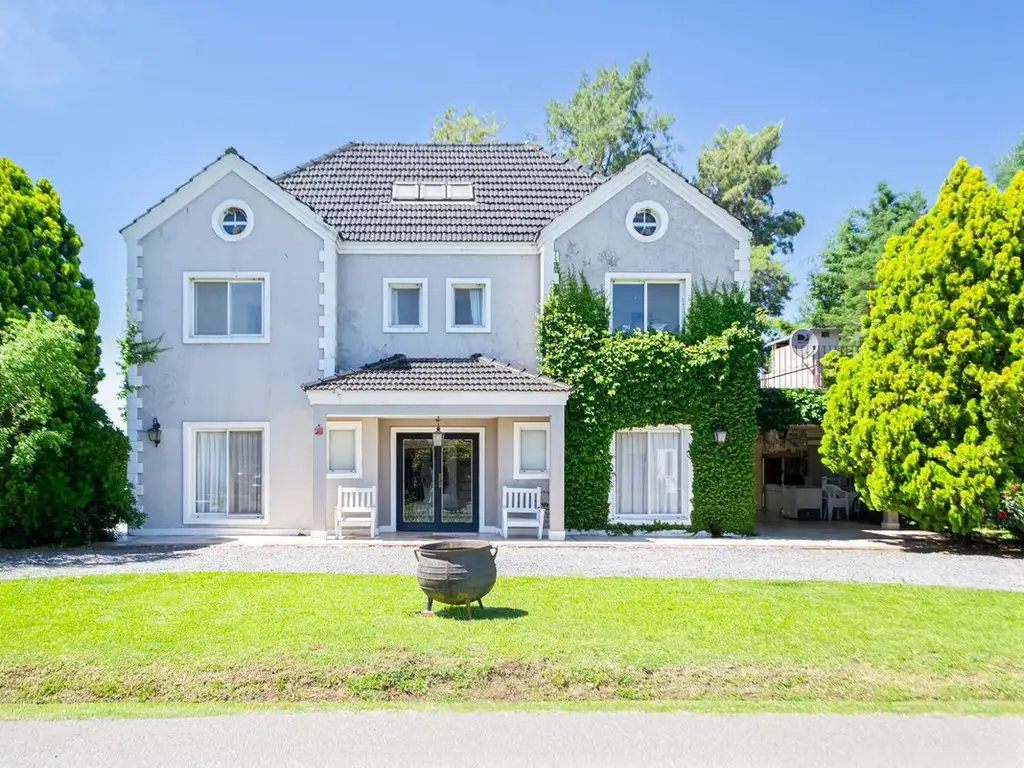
[212,200,253,242]
[626,200,668,243]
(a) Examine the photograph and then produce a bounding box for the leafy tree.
[805,182,927,352]
[0,158,101,391]
[545,55,675,175]
[693,124,804,315]
[116,314,165,422]
[0,159,141,546]
[993,133,1024,190]
[821,160,1024,535]
[430,106,502,143]
[0,315,141,546]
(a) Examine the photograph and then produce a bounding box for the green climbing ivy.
[537,270,762,533]
[757,388,828,431]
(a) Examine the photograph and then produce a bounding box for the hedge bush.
[757,388,828,430]
[538,271,761,533]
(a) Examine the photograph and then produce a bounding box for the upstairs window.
[391,182,475,201]
[625,200,668,243]
[383,278,428,332]
[446,278,491,333]
[607,274,689,334]
[184,273,269,343]
[212,200,254,242]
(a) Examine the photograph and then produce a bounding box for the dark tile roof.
[301,354,571,392]
[276,142,605,242]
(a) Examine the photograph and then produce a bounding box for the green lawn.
[1,574,1023,714]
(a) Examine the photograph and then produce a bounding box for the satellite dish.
[789,328,818,359]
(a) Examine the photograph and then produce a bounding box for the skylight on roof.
[391,182,475,202]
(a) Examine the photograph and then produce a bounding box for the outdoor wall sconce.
[432,416,443,447]
[714,425,727,444]
[147,417,162,447]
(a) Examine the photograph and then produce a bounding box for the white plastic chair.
[501,486,544,539]
[334,486,377,539]
[823,483,855,522]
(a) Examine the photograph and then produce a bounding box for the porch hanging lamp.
[433,417,443,447]
[147,417,162,447]
[714,425,727,444]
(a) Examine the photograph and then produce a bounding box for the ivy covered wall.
[537,272,762,533]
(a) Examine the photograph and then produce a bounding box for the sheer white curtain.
[229,431,263,516]
[650,432,680,515]
[615,432,648,515]
[195,432,227,514]
[467,287,483,326]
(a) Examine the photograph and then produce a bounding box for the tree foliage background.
[804,182,927,352]
[430,106,502,143]
[0,158,141,546]
[993,133,1024,190]
[821,160,1024,534]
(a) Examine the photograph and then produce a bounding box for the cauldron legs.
[477,599,484,609]
[425,596,433,613]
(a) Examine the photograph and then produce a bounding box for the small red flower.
[998,511,1008,520]
[1012,483,1021,492]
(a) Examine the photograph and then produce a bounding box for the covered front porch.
[302,355,570,540]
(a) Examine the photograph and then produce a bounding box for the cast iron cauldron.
[414,540,497,617]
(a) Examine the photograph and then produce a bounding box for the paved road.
[1,542,1023,590]
[3,711,1022,767]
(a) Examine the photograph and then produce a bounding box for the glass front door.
[396,432,479,532]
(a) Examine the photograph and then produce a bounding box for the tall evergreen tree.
[545,55,675,175]
[805,182,927,352]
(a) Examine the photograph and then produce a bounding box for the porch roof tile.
[301,354,571,393]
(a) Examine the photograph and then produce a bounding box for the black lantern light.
[714,425,727,444]
[147,417,162,447]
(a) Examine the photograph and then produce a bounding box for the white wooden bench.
[501,486,544,539]
[334,486,377,539]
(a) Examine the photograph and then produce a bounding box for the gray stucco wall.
[554,174,741,292]
[135,171,323,531]
[336,252,540,370]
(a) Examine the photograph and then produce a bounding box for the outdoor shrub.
[998,483,1024,540]
[538,270,761,533]
[757,388,828,431]
[822,160,1024,534]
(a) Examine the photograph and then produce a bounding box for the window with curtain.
[386,281,424,329]
[613,427,690,519]
[515,423,549,477]
[193,428,264,517]
[328,425,359,474]
[610,280,684,333]
[447,279,490,331]
[193,279,264,337]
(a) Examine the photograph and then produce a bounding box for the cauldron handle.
[489,545,498,560]
[413,549,421,562]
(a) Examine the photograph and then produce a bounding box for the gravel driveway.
[1,542,1022,591]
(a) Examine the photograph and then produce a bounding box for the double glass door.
[396,432,479,532]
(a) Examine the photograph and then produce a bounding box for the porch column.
[547,407,566,541]
[310,408,329,539]
[881,510,899,530]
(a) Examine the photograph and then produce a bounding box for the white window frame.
[609,425,692,522]
[383,278,428,333]
[446,278,492,333]
[183,421,270,526]
[605,272,690,334]
[212,199,254,242]
[625,200,669,243]
[326,421,362,479]
[182,272,270,344]
[513,422,550,480]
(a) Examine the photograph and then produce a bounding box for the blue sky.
[2,0,1022,419]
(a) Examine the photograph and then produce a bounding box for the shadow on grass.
[433,606,529,621]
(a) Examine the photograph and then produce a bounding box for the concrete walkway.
[3,711,1022,768]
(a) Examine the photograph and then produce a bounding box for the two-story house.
[122,143,750,539]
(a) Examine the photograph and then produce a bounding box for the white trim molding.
[604,272,691,334]
[211,199,254,242]
[382,278,428,333]
[625,200,669,243]
[182,271,271,344]
[445,278,492,333]
[121,151,337,244]
[340,242,537,256]
[125,238,145,514]
[326,421,362,479]
[539,154,750,245]
[182,421,271,526]
[513,422,551,480]
[389,426,487,534]
[318,238,338,377]
[305,390,570,407]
